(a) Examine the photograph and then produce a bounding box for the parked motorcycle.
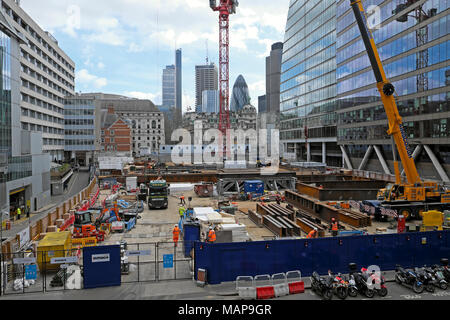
[348,263,376,298]
[395,265,424,294]
[428,265,448,290]
[440,258,450,282]
[365,268,388,297]
[414,267,436,292]
[328,271,348,300]
[311,272,333,300]
[347,274,358,298]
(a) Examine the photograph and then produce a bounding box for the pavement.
[1,171,91,240]
[2,274,450,300]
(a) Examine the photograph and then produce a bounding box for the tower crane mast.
[210,0,239,156]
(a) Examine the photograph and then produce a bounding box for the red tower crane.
[210,0,239,157]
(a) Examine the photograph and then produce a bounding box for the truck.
[351,0,450,220]
[148,180,169,210]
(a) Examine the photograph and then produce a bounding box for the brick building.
[101,107,132,156]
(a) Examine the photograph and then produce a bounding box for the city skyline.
[19,0,289,113]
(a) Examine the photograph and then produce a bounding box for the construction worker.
[180,196,186,206]
[307,228,318,239]
[179,206,186,219]
[208,227,217,243]
[331,218,339,237]
[16,207,21,220]
[173,225,181,247]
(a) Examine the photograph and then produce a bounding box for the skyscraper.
[280,0,339,166]
[195,63,218,111]
[266,42,283,113]
[175,49,182,115]
[230,75,251,112]
[162,65,176,108]
[202,90,220,113]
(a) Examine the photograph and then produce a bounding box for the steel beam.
[358,145,374,170]
[373,145,391,175]
[424,145,450,183]
[340,145,353,170]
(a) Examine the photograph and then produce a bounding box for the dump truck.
[148,180,169,209]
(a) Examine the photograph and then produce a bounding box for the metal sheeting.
[194,231,450,285]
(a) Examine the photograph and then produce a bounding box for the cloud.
[76,69,107,89]
[124,91,162,104]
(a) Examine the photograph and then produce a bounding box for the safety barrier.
[236,271,304,300]
[236,276,256,300]
[287,271,304,294]
[72,237,97,248]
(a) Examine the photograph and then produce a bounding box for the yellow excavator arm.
[350,0,422,186]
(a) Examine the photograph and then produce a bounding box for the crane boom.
[350,0,421,186]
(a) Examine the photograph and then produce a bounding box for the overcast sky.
[20,0,289,112]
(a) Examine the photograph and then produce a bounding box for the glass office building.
[280,0,341,166]
[64,97,97,166]
[336,0,449,180]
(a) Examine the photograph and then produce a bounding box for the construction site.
[0,0,449,302]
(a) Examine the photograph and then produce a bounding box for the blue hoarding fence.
[83,245,121,289]
[194,231,450,285]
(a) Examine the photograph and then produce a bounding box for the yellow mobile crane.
[350,0,450,220]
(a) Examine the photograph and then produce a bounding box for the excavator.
[350,0,450,220]
[73,202,122,239]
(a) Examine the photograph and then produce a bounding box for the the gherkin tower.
[230,75,251,112]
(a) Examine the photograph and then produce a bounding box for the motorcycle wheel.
[323,289,333,300]
[440,281,448,290]
[336,287,348,300]
[348,287,358,297]
[413,282,424,294]
[426,284,435,293]
[395,275,402,284]
[365,289,375,298]
[378,287,388,297]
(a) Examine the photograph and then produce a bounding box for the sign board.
[13,257,36,265]
[51,256,78,264]
[125,250,151,257]
[92,253,110,263]
[18,227,30,249]
[111,221,124,231]
[163,254,174,268]
[25,264,37,280]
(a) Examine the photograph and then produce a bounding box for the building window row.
[2,2,75,74]
[21,92,64,115]
[21,53,73,94]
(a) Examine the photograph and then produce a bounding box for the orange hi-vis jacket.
[208,230,216,242]
[173,226,181,241]
[332,222,339,231]
[307,230,317,239]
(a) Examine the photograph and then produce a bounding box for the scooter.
[440,258,450,282]
[311,272,333,300]
[395,265,424,294]
[348,263,376,298]
[365,268,388,297]
[347,274,358,298]
[328,271,348,300]
[415,267,436,293]
[428,265,448,290]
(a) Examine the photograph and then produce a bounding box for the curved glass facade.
[230,75,251,112]
[280,0,339,165]
[336,0,450,170]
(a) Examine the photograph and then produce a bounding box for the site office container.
[244,180,264,196]
[37,231,73,271]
